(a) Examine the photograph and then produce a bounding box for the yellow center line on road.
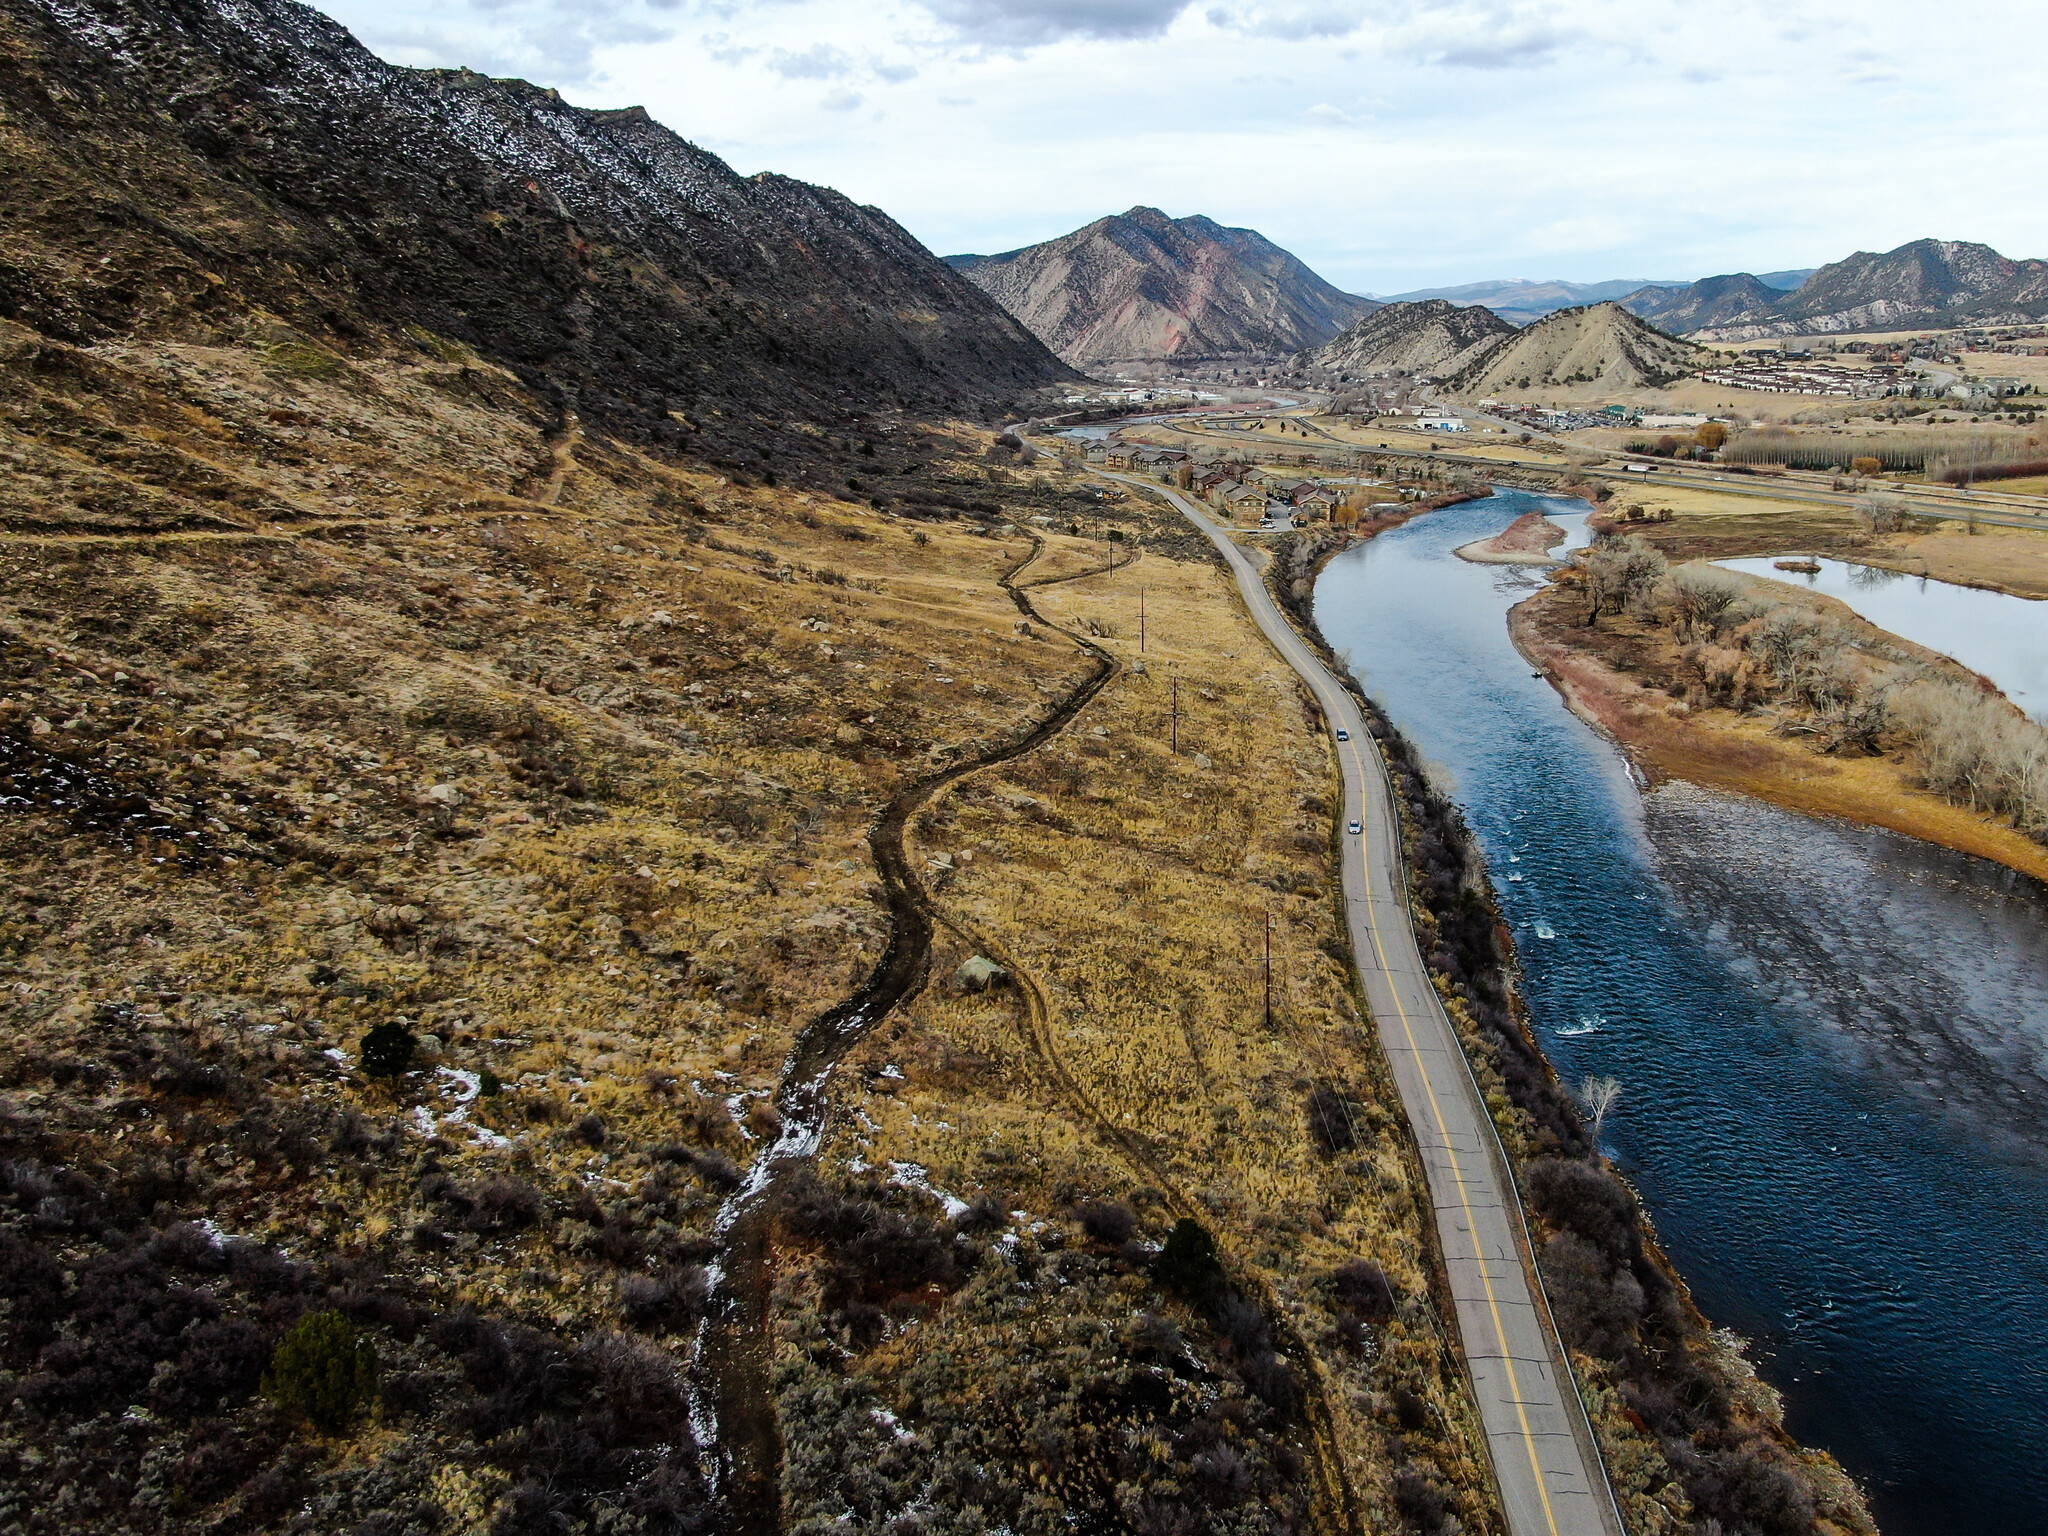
[1346,739,1564,1536]
[1116,472,1595,1534]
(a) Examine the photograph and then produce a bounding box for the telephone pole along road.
[1111,473,1623,1536]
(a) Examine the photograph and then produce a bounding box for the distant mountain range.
[1300,299,1706,395]
[1373,271,1814,327]
[947,212,2048,372]
[1623,240,2048,340]
[1372,277,1681,327]
[945,208,1376,365]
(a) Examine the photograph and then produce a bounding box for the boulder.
[954,955,1009,994]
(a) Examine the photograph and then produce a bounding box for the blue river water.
[1313,490,2048,1535]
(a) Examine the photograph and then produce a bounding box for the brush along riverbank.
[1267,517,1877,1536]
[1512,555,2048,886]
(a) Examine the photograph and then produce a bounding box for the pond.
[1717,555,2048,720]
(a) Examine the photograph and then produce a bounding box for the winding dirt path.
[924,557,1364,1534]
[691,535,1128,1533]
[930,895,1365,1532]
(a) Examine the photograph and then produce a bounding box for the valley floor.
[0,318,1496,1534]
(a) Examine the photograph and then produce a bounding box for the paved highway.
[1112,473,1623,1536]
[1148,413,2048,533]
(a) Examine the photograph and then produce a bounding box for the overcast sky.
[307,0,2038,295]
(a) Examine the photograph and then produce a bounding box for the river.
[1312,490,2048,1536]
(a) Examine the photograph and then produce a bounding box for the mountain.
[1298,298,1516,379]
[1757,268,1818,291]
[1620,273,1786,332]
[1374,277,1687,326]
[946,208,1376,365]
[1445,301,1707,395]
[0,0,1072,456]
[1690,239,2048,340]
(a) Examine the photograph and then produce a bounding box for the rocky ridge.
[1619,272,1787,334]
[1633,239,2048,341]
[1297,298,1517,380]
[0,0,1074,456]
[1445,301,1707,395]
[947,206,1375,364]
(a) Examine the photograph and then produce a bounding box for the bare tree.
[1854,493,1911,534]
[1579,1075,1623,1144]
[1662,566,1747,641]
[1584,535,1668,626]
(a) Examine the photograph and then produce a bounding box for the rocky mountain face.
[1298,298,1516,379]
[1663,240,2048,341]
[1374,277,1678,327]
[1620,272,1785,333]
[947,207,1375,364]
[0,0,1073,459]
[1445,301,1706,395]
[1778,239,2027,328]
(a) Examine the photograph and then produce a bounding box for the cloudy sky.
[308,0,2038,295]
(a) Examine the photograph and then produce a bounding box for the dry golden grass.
[0,314,1512,1532]
[0,316,1110,1319]
[809,548,1501,1529]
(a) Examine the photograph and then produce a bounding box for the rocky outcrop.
[1681,239,2048,340]
[1619,272,1785,333]
[1299,298,1516,379]
[0,0,1075,450]
[947,207,1374,364]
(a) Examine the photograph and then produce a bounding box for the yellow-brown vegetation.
[1515,563,2048,882]
[777,547,1501,1533]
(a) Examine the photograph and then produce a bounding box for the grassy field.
[0,310,1509,1534]
[777,545,1503,1534]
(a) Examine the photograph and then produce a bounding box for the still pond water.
[1313,491,2048,1536]
[1718,554,2048,721]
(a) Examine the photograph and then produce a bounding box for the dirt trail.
[517,412,581,505]
[918,550,1364,1534]
[935,899,1363,1533]
[690,537,1128,1534]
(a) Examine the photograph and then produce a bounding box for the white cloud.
[768,42,852,78]
[915,0,1194,43]
[306,0,2048,294]
[1304,101,1373,125]
[1209,3,1365,40]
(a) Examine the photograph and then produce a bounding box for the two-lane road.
[1112,474,1622,1536]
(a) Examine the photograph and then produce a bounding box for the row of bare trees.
[1581,536,2048,841]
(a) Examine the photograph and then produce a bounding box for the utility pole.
[1171,677,1181,754]
[1140,588,1146,654]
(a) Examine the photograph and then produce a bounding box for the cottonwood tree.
[1579,1075,1623,1143]
[1854,493,1911,534]
[1584,535,1668,626]
[1663,566,1748,641]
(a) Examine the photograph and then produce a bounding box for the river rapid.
[1312,490,2048,1535]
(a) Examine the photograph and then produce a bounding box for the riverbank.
[1456,510,1567,564]
[1275,504,1877,1536]
[1511,568,2048,885]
